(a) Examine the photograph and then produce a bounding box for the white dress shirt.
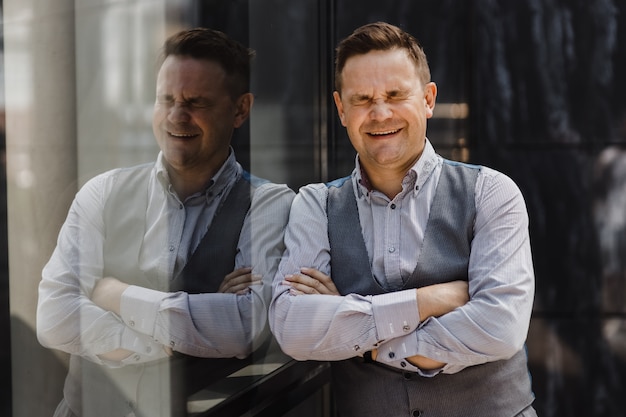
[270,140,535,375]
[38,150,294,366]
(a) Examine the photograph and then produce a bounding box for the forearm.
[119,285,266,358]
[37,280,166,365]
[270,283,425,361]
[366,282,468,373]
[270,287,378,360]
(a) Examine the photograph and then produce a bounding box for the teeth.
[370,129,399,136]
[169,132,197,138]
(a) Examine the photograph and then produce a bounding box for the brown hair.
[334,22,431,92]
[160,27,255,98]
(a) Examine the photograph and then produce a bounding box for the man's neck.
[367,171,405,200]
[167,164,222,201]
[360,158,419,200]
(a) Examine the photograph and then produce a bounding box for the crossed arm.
[90,267,261,361]
[270,175,534,374]
[37,174,294,365]
[283,267,469,370]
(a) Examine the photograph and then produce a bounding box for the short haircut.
[334,22,431,92]
[160,27,255,98]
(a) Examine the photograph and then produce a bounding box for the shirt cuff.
[117,326,169,365]
[371,289,420,341]
[119,285,167,338]
[375,335,443,377]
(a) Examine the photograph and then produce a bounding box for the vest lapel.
[171,174,251,293]
[407,161,478,288]
[327,177,387,295]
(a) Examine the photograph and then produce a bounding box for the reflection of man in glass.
[270,22,536,416]
[37,28,294,417]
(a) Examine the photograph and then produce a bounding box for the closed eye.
[349,95,371,106]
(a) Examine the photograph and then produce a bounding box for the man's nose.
[168,102,191,123]
[369,99,393,121]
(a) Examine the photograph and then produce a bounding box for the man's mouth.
[168,131,199,139]
[368,128,401,137]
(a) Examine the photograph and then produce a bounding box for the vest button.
[402,371,412,380]
[411,409,423,417]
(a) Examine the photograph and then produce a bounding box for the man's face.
[152,56,250,177]
[333,49,437,177]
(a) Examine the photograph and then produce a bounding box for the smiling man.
[270,22,537,416]
[37,28,294,417]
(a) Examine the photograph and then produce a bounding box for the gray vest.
[326,160,534,417]
[65,163,257,417]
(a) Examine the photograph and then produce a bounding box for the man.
[270,22,536,416]
[37,28,294,417]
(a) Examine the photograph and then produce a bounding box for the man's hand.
[283,267,340,296]
[218,267,262,294]
[416,280,469,321]
[91,276,129,315]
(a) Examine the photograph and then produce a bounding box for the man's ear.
[424,82,437,119]
[233,93,254,128]
[333,91,347,127]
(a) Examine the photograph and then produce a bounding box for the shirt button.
[403,325,410,332]
[400,361,407,368]
[133,355,140,361]
[388,247,395,253]
[353,345,361,351]
[128,320,135,327]
[170,341,176,347]
[388,352,395,359]
[390,203,396,209]
[169,245,175,252]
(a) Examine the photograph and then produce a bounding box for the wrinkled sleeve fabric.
[37,171,166,366]
[119,183,295,358]
[377,169,535,374]
[269,184,421,362]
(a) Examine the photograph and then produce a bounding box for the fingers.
[283,268,340,296]
[218,267,262,294]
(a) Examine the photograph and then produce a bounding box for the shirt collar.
[412,138,439,196]
[155,147,241,203]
